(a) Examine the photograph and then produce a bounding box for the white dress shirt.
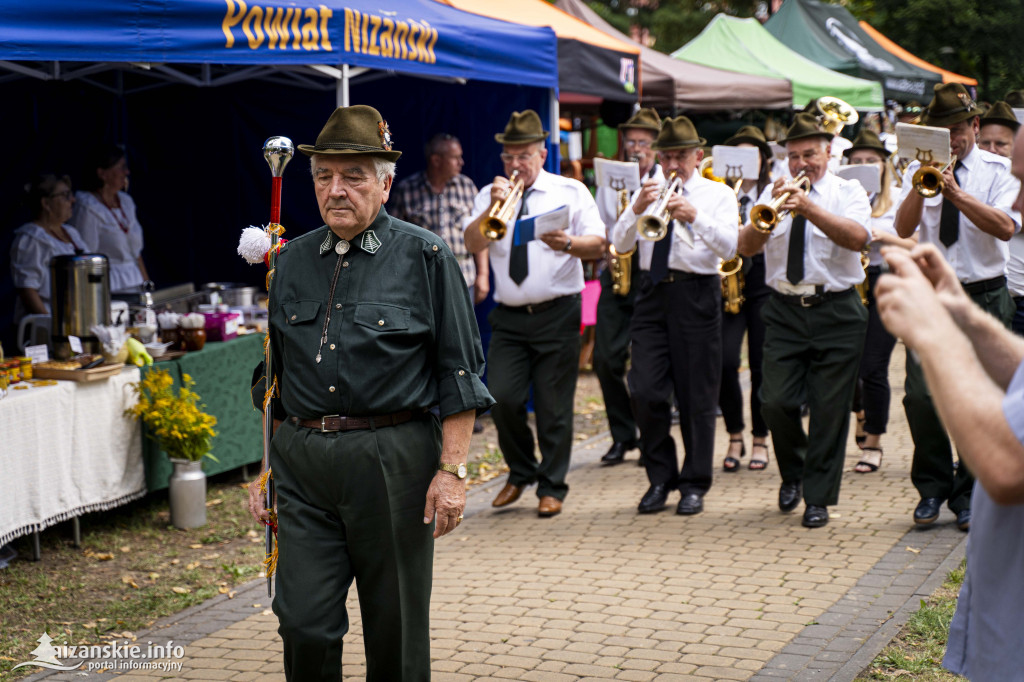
[759,172,872,292]
[70,191,146,292]
[1007,232,1024,297]
[866,193,900,267]
[10,222,88,323]
[596,164,664,232]
[611,172,739,275]
[898,145,1022,284]
[465,169,605,306]
[828,136,853,173]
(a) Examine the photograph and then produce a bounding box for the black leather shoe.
[600,441,637,466]
[676,492,704,515]
[914,497,943,525]
[638,484,669,514]
[956,509,971,532]
[802,505,829,528]
[778,481,802,513]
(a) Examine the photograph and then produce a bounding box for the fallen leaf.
[246,530,259,538]
[218,586,230,594]
[189,544,203,549]
[82,622,97,629]
[253,603,262,608]
[93,552,115,561]
[906,546,921,554]
[121,576,139,589]
[172,587,191,594]
[186,562,200,570]
[261,609,274,616]
[120,546,131,553]
[148,573,160,581]
[228,591,237,599]
[205,498,223,507]
[170,559,180,565]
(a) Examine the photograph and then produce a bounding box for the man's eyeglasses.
[49,190,73,200]
[500,151,539,163]
[624,140,653,149]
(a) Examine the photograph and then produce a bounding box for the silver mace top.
[263,136,294,178]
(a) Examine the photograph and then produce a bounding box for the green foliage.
[846,0,1023,101]
[585,0,762,53]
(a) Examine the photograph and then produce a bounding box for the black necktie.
[739,196,752,225]
[648,219,674,284]
[509,189,531,285]
[939,161,965,247]
[786,214,807,284]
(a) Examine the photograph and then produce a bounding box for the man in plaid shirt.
[390,133,488,302]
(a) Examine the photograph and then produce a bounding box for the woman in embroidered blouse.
[10,173,88,324]
[69,144,149,292]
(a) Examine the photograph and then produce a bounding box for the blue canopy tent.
[0,0,559,347]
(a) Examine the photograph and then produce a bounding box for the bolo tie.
[315,238,350,363]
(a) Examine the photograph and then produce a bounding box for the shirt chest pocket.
[810,225,837,261]
[354,303,411,333]
[282,300,321,325]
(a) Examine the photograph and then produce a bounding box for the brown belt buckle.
[320,415,340,433]
[799,295,814,308]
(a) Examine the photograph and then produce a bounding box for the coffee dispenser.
[50,254,110,359]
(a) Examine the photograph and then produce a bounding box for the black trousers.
[719,253,769,438]
[594,264,639,445]
[629,273,721,495]
[858,266,898,435]
[905,284,1014,512]
[488,295,582,500]
[761,289,867,507]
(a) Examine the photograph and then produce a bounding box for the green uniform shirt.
[255,206,493,420]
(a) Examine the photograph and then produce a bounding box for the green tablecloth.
[142,333,264,490]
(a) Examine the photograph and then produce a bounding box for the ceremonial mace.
[262,136,293,597]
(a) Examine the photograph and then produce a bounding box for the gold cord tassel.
[256,469,279,579]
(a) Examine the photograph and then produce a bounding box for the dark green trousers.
[904,285,1013,512]
[761,289,867,506]
[594,266,638,445]
[488,295,581,500]
[270,416,440,682]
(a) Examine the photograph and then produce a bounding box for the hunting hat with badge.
[980,101,1021,132]
[920,83,982,127]
[843,128,888,158]
[495,110,549,145]
[781,112,833,144]
[298,104,401,162]
[652,116,706,151]
[619,107,661,132]
[725,125,772,161]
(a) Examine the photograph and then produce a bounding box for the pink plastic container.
[202,312,241,342]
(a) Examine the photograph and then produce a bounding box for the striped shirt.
[389,171,479,287]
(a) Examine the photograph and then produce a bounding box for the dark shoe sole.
[676,506,703,516]
[802,516,828,528]
[914,513,939,525]
[637,504,667,514]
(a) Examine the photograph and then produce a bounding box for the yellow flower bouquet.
[126,368,218,462]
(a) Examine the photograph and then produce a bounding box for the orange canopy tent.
[436,0,642,104]
[859,22,976,87]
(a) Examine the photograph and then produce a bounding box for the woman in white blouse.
[69,145,149,292]
[10,174,89,324]
[844,130,917,473]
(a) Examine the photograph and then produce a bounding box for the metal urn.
[50,254,111,359]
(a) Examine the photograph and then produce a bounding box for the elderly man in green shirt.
[247,105,494,682]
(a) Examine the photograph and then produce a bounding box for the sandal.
[749,443,769,471]
[855,414,867,448]
[855,447,883,473]
[745,440,770,466]
[723,438,745,472]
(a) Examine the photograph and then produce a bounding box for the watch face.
[457,463,467,479]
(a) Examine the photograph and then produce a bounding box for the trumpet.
[701,156,743,193]
[912,155,957,198]
[750,170,811,233]
[480,170,524,241]
[718,256,745,314]
[635,171,683,241]
[816,96,859,136]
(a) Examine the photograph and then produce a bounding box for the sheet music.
[896,122,951,165]
[711,145,760,180]
[594,157,642,193]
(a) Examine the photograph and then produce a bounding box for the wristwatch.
[439,462,467,479]
[562,237,573,252]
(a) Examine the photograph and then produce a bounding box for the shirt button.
[290,314,296,320]
[329,385,336,392]
[342,261,349,268]
[335,303,342,310]
[378,319,385,326]
[329,344,336,350]
[432,245,438,251]
[458,370,465,376]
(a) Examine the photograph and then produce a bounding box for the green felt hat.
[495,110,549,145]
[724,125,772,162]
[619,107,662,133]
[780,113,833,144]
[980,101,1021,132]
[843,128,888,158]
[298,105,401,161]
[652,116,706,151]
[920,83,982,127]
[1004,90,1024,109]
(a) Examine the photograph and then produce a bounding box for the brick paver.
[30,346,968,681]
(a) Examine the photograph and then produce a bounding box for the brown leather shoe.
[492,482,523,508]
[538,496,562,517]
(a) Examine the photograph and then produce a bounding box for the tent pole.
[549,88,560,171]
[337,64,349,108]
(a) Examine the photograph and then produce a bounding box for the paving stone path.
[31,346,968,681]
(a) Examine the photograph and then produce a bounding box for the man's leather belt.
[773,286,854,308]
[661,269,714,283]
[498,293,579,315]
[291,410,414,433]
[961,275,1006,296]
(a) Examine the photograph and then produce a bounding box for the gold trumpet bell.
[480,170,524,241]
[751,171,810,234]
[816,96,858,136]
[912,155,956,198]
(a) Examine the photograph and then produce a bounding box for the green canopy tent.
[764,0,941,103]
[672,14,884,111]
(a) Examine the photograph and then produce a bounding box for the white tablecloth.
[0,367,146,546]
